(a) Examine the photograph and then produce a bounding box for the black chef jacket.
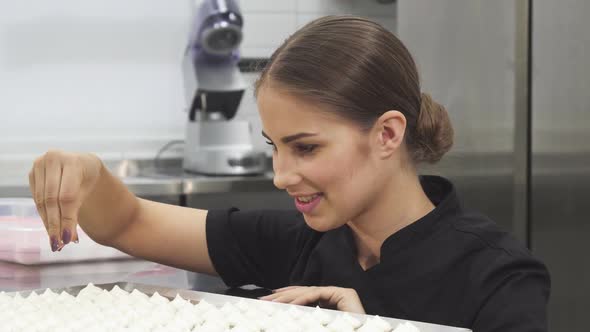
[206,175,550,332]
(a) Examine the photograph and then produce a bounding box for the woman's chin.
[303,214,340,232]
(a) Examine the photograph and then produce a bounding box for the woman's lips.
[294,193,323,214]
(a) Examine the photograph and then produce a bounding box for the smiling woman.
[208,15,550,331]
[28,15,550,332]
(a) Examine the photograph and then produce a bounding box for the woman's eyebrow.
[261,131,318,144]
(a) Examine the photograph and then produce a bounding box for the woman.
[28,16,549,331]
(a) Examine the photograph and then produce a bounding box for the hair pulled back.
[255,15,453,164]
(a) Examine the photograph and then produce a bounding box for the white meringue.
[327,315,355,332]
[5,283,414,332]
[311,305,332,325]
[149,291,170,305]
[368,315,393,331]
[341,312,362,328]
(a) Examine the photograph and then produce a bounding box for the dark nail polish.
[50,237,58,252]
[62,229,71,245]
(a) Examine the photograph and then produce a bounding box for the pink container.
[0,198,130,265]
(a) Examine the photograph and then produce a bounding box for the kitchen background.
[1,0,588,331]
[0,0,396,172]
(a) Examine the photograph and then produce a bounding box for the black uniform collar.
[342,175,462,263]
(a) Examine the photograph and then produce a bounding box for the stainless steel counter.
[0,258,228,294]
[0,158,278,198]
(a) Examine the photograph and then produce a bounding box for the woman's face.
[257,86,387,232]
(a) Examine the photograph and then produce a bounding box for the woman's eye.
[295,144,317,154]
[265,141,277,151]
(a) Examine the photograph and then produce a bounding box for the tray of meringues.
[1,282,471,332]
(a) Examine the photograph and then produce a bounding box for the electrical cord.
[154,140,185,170]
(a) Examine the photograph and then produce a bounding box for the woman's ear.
[374,110,406,159]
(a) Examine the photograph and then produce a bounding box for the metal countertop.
[0,258,229,294]
[0,158,278,198]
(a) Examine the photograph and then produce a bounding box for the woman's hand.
[259,286,365,314]
[28,150,102,251]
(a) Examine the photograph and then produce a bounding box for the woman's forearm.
[78,159,141,246]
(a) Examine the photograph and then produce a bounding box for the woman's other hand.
[28,150,102,251]
[259,286,366,314]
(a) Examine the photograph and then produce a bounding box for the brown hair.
[255,15,453,164]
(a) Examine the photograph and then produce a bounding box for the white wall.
[0,0,397,177]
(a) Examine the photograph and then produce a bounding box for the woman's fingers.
[261,287,321,304]
[272,285,302,293]
[288,288,327,305]
[29,150,86,252]
[59,157,83,245]
[29,150,103,252]
[260,291,301,303]
[31,157,48,231]
[260,286,365,314]
[260,289,295,301]
[43,152,63,251]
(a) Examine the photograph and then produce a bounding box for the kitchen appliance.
[399,0,590,330]
[182,0,266,175]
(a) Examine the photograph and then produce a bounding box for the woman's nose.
[272,155,301,190]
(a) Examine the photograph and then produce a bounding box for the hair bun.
[412,92,454,163]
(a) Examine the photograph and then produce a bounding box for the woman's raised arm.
[29,150,217,275]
